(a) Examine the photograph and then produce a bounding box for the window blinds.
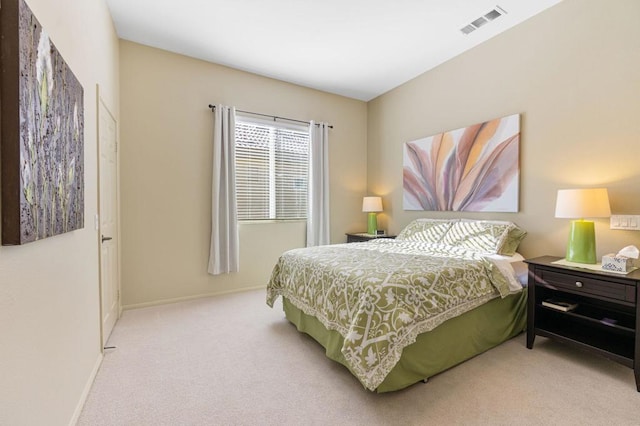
[235,118,309,220]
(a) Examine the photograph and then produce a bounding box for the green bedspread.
[266,239,520,391]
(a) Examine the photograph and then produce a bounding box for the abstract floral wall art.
[1,0,84,245]
[403,114,520,212]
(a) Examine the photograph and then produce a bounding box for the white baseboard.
[68,352,104,426]
[121,285,267,311]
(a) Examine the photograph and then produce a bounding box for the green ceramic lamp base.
[565,219,597,264]
[367,212,378,235]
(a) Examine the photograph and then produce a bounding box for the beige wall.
[119,41,367,307]
[0,0,119,425]
[367,0,640,259]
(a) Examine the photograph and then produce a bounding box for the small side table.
[346,233,396,243]
[525,255,640,392]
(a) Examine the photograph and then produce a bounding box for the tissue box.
[602,254,633,272]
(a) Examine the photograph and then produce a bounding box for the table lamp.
[362,196,383,235]
[554,188,611,264]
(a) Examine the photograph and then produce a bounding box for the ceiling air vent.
[471,16,489,29]
[460,5,507,35]
[460,24,476,35]
[484,9,502,21]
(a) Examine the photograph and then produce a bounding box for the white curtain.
[306,121,330,247]
[208,105,239,275]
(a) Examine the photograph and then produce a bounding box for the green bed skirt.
[282,290,527,392]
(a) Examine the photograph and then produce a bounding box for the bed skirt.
[282,290,527,392]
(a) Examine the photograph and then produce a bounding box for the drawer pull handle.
[575,281,583,288]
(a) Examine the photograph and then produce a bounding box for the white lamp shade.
[555,188,611,219]
[362,196,383,213]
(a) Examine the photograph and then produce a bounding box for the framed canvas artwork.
[403,114,520,212]
[1,0,85,245]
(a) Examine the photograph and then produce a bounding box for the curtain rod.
[208,104,333,129]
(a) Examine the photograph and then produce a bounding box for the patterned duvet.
[266,238,519,390]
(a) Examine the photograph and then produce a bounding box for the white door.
[98,93,119,347]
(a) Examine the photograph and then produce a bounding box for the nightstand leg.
[526,329,535,349]
[635,369,640,392]
[526,271,535,350]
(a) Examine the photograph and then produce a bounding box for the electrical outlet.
[610,215,640,230]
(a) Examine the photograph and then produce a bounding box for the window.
[235,116,309,221]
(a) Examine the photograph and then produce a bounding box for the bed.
[266,218,528,392]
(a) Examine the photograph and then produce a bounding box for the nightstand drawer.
[540,270,635,302]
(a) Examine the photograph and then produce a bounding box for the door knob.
[101,235,113,243]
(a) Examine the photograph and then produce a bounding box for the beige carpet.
[79,289,640,425]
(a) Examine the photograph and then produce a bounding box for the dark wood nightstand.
[345,233,396,243]
[525,255,640,391]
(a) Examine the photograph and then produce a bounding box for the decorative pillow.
[441,220,526,255]
[396,218,454,243]
[497,225,527,256]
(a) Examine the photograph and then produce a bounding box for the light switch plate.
[610,215,640,230]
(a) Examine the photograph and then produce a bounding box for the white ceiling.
[105,0,561,101]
